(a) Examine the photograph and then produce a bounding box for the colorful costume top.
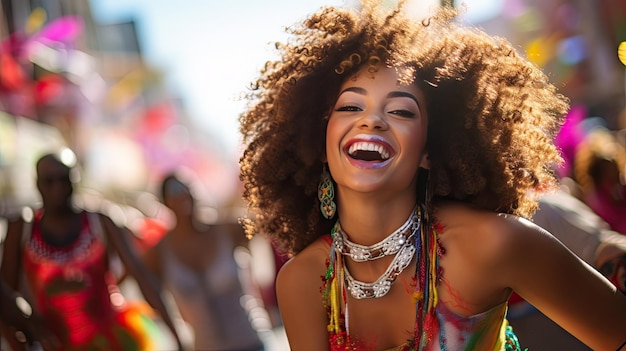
[322,212,523,351]
[158,231,263,350]
[21,210,158,351]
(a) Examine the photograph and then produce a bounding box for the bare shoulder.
[436,205,511,262]
[433,203,562,292]
[434,202,590,308]
[435,202,556,259]
[490,210,572,262]
[276,236,331,350]
[277,236,330,294]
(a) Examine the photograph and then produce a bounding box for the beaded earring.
[318,166,336,219]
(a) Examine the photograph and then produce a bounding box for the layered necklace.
[331,206,420,299]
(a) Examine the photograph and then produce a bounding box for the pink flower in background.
[555,104,587,178]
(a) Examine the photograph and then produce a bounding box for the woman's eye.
[389,109,416,118]
[335,105,362,112]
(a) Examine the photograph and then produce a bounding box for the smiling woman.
[333,85,423,164]
[238,1,626,350]
[326,67,428,197]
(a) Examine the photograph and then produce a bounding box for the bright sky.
[89,0,500,158]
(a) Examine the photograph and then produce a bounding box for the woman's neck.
[42,204,76,217]
[336,192,417,246]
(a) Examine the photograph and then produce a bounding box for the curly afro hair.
[239,1,569,255]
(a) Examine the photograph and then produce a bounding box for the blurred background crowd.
[0,0,625,350]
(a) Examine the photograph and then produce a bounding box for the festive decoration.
[0,8,84,116]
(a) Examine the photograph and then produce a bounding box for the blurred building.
[0,0,240,222]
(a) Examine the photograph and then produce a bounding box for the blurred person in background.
[0,150,187,351]
[142,172,266,351]
[574,127,626,234]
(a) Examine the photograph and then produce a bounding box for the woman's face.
[326,65,429,198]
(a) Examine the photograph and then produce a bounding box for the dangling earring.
[318,165,336,219]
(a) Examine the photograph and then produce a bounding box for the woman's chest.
[340,285,418,349]
[435,234,511,315]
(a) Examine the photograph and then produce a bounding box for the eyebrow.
[338,87,420,106]
[387,91,419,106]
[339,86,367,96]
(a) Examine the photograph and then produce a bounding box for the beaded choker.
[334,207,419,262]
[331,207,421,299]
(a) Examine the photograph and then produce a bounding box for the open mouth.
[347,141,392,162]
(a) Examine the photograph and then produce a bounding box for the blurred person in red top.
[0,150,188,351]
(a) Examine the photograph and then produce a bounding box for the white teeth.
[348,141,391,160]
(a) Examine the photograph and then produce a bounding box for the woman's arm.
[99,214,188,351]
[141,238,164,284]
[1,217,28,351]
[1,217,60,351]
[1,217,23,292]
[0,280,60,351]
[276,244,330,351]
[502,216,626,350]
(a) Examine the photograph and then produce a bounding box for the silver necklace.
[334,207,419,262]
[343,243,416,299]
[332,208,421,299]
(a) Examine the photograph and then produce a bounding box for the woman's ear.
[419,152,430,169]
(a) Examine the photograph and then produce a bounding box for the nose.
[358,111,388,130]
